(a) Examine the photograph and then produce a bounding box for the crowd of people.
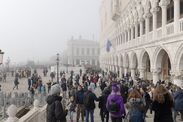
[45,69,183,122]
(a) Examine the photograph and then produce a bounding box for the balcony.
[116,19,183,52]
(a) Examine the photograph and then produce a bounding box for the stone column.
[140,19,144,36]
[124,67,128,76]
[145,15,150,34]
[139,68,145,80]
[161,5,168,36]
[174,0,180,33]
[119,67,123,78]
[152,71,160,84]
[151,7,158,39]
[131,68,136,80]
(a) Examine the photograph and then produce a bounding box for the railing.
[5,100,47,122]
[148,32,153,42]
[157,28,162,38]
[166,22,174,35]
[180,18,183,32]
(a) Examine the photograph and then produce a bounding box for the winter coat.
[46,95,67,122]
[84,90,98,110]
[106,93,126,118]
[75,90,84,104]
[174,89,183,111]
[127,98,145,122]
[152,93,173,122]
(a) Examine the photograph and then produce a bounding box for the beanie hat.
[112,83,119,93]
[50,84,61,95]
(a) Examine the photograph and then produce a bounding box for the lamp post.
[56,53,59,83]
[0,50,4,65]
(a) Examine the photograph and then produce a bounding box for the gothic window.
[157,7,162,28]
[180,0,183,18]
[82,48,84,55]
[149,16,153,32]
[143,20,145,34]
[92,48,95,55]
[138,24,140,37]
[87,48,90,55]
[76,48,79,56]
[167,0,174,24]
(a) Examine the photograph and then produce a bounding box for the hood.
[46,95,62,105]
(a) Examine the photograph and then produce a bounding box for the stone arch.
[154,47,172,80]
[175,43,183,74]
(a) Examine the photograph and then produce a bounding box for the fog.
[0,0,100,64]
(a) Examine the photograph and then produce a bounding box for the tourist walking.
[99,87,110,122]
[13,76,19,90]
[76,85,85,122]
[67,96,76,122]
[106,83,126,122]
[152,85,173,122]
[46,84,68,122]
[126,89,145,122]
[174,86,183,121]
[84,85,99,122]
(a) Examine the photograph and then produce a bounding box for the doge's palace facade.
[99,0,183,86]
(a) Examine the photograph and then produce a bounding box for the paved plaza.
[0,69,182,122]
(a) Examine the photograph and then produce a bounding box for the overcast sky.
[0,0,100,64]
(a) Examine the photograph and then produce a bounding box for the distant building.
[67,36,100,67]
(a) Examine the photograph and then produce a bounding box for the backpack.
[108,99,119,113]
[84,92,92,108]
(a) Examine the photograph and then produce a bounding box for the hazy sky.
[0,0,100,64]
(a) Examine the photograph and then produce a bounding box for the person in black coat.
[152,85,173,122]
[98,87,110,122]
[46,84,67,122]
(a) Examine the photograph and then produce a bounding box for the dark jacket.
[174,89,183,111]
[76,89,84,104]
[84,90,98,110]
[152,93,173,122]
[46,95,67,122]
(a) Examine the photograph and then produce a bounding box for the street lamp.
[0,50,4,65]
[56,53,59,83]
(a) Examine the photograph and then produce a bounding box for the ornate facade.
[99,0,183,86]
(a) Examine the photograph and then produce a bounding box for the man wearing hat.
[46,84,67,122]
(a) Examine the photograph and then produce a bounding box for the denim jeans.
[85,109,94,122]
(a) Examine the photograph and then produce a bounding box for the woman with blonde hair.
[152,85,173,122]
[126,89,145,122]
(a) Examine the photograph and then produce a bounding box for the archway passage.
[156,49,171,81]
[142,52,151,80]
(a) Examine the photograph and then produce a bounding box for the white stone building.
[67,36,100,67]
[99,0,183,86]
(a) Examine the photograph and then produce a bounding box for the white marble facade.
[67,36,100,67]
[99,0,183,87]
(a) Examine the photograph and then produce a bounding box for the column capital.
[160,0,170,7]
[144,12,152,19]
[151,7,160,14]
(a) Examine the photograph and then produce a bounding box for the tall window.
[181,0,183,18]
[167,0,174,24]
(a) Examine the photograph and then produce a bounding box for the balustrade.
[166,22,174,35]
[180,18,183,32]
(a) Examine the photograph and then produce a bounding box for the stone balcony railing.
[115,19,183,52]
[5,100,47,122]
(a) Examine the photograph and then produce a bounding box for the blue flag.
[106,40,112,52]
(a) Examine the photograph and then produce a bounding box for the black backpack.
[84,92,92,108]
[108,99,119,113]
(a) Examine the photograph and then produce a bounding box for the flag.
[106,40,112,52]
